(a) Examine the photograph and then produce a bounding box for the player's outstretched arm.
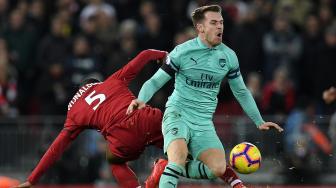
[13,128,80,187]
[228,75,265,125]
[258,122,283,132]
[227,68,283,133]
[109,49,167,84]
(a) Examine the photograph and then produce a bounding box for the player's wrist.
[136,98,145,104]
[256,120,265,128]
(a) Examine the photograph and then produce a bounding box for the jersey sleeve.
[136,47,182,102]
[227,52,241,80]
[138,68,172,103]
[107,50,167,85]
[227,52,265,127]
[166,46,182,72]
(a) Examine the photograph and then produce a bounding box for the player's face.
[200,11,224,47]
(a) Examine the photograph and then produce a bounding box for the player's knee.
[210,164,226,177]
[167,139,188,165]
[167,148,188,165]
[207,159,226,177]
[168,150,188,165]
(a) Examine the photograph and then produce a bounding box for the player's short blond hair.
[191,5,222,28]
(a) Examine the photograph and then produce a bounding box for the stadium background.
[0,0,336,187]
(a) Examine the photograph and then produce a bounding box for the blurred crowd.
[0,0,336,184]
[0,0,335,116]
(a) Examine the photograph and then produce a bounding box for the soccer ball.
[229,142,261,174]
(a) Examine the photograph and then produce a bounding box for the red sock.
[220,165,242,187]
[110,163,140,188]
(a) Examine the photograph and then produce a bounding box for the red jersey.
[28,50,166,184]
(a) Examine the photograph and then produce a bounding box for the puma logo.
[190,57,197,64]
[168,181,177,187]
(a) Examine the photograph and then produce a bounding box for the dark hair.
[79,77,101,88]
[191,5,222,28]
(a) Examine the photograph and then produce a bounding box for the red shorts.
[106,107,163,160]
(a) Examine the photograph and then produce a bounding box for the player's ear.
[196,23,204,33]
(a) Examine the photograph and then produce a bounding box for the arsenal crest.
[171,128,178,135]
[219,58,226,68]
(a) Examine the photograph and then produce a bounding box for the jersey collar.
[196,36,221,50]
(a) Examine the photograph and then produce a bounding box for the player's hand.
[258,122,283,132]
[323,86,336,104]
[12,181,32,188]
[126,99,146,115]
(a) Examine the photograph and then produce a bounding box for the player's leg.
[184,129,223,180]
[198,148,226,177]
[196,149,245,187]
[159,139,188,188]
[105,109,157,188]
[221,165,244,188]
[147,127,245,188]
[187,128,245,187]
[146,158,244,188]
[106,147,140,188]
[145,158,168,188]
[159,108,190,188]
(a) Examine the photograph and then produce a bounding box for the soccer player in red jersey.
[14,49,167,188]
